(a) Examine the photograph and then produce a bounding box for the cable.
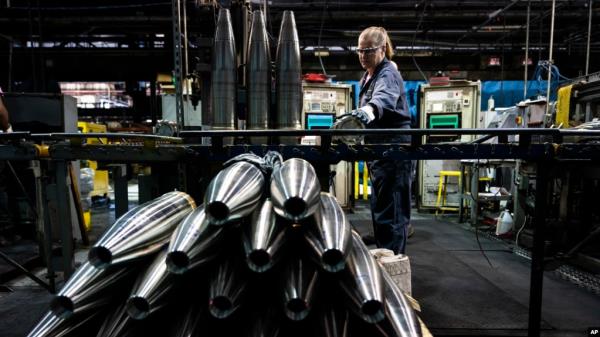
[469,162,496,268]
[316,0,328,75]
[526,61,571,100]
[411,1,428,82]
[475,223,495,268]
[515,215,529,250]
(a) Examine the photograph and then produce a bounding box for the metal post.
[459,164,466,223]
[54,160,73,278]
[171,0,185,130]
[34,161,55,292]
[524,1,531,99]
[41,181,56,292]
[470,164,479,226]
[112,165,128,219]
[7,39,12,91]
[137,173,154,204]
[182,0,189,80]
[545,0,556,117]
[150,80,157,126]
[585,0,593,76]
[527,162,549,337]
[242,1,250,87]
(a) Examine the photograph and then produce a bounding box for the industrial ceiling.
[0,0,598,86]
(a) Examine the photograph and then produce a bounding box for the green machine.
[301,83,353,208]
[418,81,481,209]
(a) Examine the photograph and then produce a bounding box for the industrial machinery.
[161,95,202,130]
[1,94,80,241]
[512,73,600,277]
[3,93,78,133]
[418,80,481,209]
[301,82,353,207]
[555,71,600,128]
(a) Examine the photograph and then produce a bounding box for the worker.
[0,87,11,133]
[352,27,411,254]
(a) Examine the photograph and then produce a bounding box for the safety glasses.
[355,46,383,55]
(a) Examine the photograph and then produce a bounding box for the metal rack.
[2,127,600,337]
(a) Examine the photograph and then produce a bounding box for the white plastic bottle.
[487,95,495,111]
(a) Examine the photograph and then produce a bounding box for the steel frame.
[2,127,600,337]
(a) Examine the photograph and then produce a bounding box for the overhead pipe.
[585,0,593,75]
[545,0,557,118]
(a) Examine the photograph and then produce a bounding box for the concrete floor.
[1,198,599,337]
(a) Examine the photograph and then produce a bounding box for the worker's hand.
[5,124,12,133]
[351,105,376,125]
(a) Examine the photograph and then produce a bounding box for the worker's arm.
[0,95,10,132]
[367,69,403,120]
[0,87,10,132]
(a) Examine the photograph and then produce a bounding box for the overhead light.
[487,56,501,66]
[396,50,432,57]
[314,48,329,57]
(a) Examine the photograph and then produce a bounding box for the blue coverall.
[359,58,412,254]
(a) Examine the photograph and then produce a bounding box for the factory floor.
[348,203,600,337]
[1,198,599,337]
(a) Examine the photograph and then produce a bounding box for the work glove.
[351,105,376,126]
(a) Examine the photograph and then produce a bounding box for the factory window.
[59,82,133,109]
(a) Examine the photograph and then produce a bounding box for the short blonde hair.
[359,26,394,60]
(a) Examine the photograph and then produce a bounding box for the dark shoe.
[407,224,415,238]
[361,234,376,245]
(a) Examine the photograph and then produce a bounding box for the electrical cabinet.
[418,81,481,209]
[301,83,353,207]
